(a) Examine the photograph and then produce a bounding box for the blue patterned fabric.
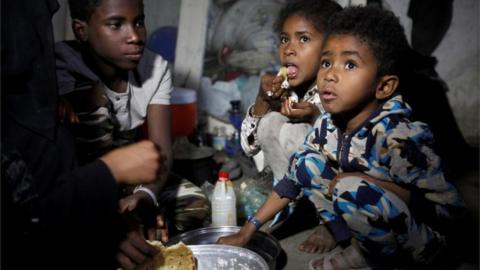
[273,94,464,262]
[333,176,441,263]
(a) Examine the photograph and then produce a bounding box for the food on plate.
[137,241,195,270]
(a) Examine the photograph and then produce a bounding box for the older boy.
[55,0,208,254]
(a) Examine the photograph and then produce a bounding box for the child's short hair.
[69,0,102,21]
[326,6,410,76]
[274,0,342,33]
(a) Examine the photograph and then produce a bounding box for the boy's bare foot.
[298,224,336,253]
[311,256,341,270]
[309,241,369,270]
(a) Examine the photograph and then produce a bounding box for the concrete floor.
[256,161,480,270]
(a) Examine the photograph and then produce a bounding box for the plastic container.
[171,87,197,138]
[211,171,237,226]
[224,100,242,155]
[238,181,268,219]
[228,100,242,130]
[211,126,227,151]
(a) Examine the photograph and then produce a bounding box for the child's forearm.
[240,191,290,241]
[219,191,291,247]
[358,174,411,204]
[333,172,411,205]
[373,179,411,204]
[254,191,291,223]
[253,95,270,117]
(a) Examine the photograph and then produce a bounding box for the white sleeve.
[127,49,173,130]
[149,66,172,105]
[137,49,172,106]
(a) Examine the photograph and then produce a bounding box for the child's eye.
[108,22,122,30]
[135,19,145,28]
[299,36,310,43]
[279,36,289,44]
[345,62,357,70]
[320,60,331,69]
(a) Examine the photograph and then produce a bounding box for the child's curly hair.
[326,6,410,77]
[68,0,102,21]
[68,0,144,21]
[274,0,342,34]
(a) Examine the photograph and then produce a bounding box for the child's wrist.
[249,105,266,119]
[238,228,254,245]
[246,215,263,230]
[253,99,269,117]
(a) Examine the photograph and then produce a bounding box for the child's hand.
[259,73,287,100]
[119,192,169,243]
[57,97,79,124]
[146,214,168,243]
[119,192,147,213]
[116,215,159,270]
[101,141,166,185]
[252,73,286,116]
[281,100,320,122]
[216,232,250,247]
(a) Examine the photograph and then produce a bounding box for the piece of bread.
[137,241,195,270]
[276,66,288,78]
[277,66,290,89]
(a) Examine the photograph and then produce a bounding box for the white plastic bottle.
[211,171,237,226]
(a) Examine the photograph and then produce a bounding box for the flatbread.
[277,66,290,89]
[138,241,195,270]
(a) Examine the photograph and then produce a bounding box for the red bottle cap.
[218,171,229,181]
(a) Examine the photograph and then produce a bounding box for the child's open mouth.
[321,90,337,101]
[285,64,298,78]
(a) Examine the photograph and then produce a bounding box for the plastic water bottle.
[211,126,227,151]
[224,100,242,155]
[228,100,242,130]
[211,171,237,226]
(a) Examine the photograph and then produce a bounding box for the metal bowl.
[167,226,281,269]
[190,244,269,270]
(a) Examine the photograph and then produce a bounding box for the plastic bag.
[234,172,273,219]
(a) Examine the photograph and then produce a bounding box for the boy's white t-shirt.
[104,49,173,131]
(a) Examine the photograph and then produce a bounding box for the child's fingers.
[280,99,290,115]
[291,101,311,110]
[70,112,80,124]
[260,74,275,98]
[146,228,156,241]
[328,176,340,195]
[156,215,168,242]
[262,76,286,99]
[118,199,129,213]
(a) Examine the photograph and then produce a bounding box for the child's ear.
[72,19,88,42]
[375,75,399,100]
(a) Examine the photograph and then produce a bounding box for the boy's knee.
[333,176,366,195]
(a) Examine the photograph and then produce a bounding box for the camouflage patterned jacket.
[274,94,464,227]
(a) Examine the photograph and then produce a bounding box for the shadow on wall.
[369,0,474,176]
